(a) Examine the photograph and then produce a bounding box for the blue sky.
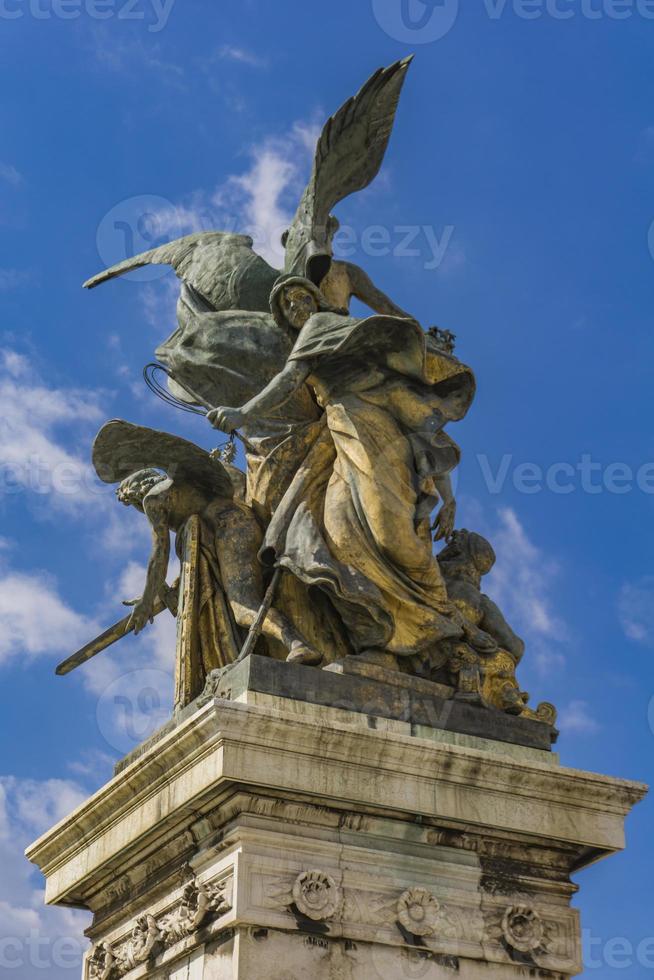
[0,0,653,976]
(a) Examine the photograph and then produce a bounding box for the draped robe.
[261,313,476,657]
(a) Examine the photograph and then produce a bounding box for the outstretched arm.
[346,262,414,319]
[208,360,312,433]
[126,482,172,634]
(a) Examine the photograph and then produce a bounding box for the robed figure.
[209,277,478,663]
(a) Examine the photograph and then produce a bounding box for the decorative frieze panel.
[87,876,232,978]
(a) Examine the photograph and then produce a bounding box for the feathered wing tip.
[82,231,255,290]
[311,56,414,213]
[92,419,234,500]
[284,57,414,279]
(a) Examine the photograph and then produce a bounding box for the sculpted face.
[280,286,318,329]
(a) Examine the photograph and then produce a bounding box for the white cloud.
[0,347,109,515]
[78,558,177,760]
[0,776,90,979]
[141,275,180,332]
[143,117,318,285]
[0,162,23,187]
[67,750,116,782]
[618,577,654,646]
[218,45,267,68]
[3,777,87,837]
[484,507,566,672]
[558,700,600,735]
[0,548,176,753]
[0,570,97,667]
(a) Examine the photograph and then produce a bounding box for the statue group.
[68,58,555,728]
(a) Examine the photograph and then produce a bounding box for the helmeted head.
[116,468,165,511]
[270,275,326,331]
[281,214,340,286]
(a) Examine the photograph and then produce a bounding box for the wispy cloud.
[618,577,654,646]
[140,118,318,286]
[89,32,185,86]
[0,568,98,667]
[0,347,108,515]
[141,275,179,332]
[217,44,268,68]
[0,545,176,752]
[0,162,23,187]
[0,268,31,290]
[0,776,90,979]
[484,507,566,673]
[558,700,600,735]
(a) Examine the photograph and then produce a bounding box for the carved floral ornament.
[397,888,441,938]
[501,905,546,954]
[88,877,231,978]
[292,870,342,921]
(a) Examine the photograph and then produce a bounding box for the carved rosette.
[87,876,232,978]
[397,888,441,937]
[292,870,341,921]
[501,905,546,954]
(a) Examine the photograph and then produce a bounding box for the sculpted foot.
[286,640,323,667]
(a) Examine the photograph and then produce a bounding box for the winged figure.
[93,421,325,693]
[83,58,414,319]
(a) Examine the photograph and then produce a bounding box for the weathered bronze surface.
[69,58,556,735]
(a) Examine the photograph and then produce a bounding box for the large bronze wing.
[93,420,234,499]
[83,59,413,303]
[284,56,414,282]
[83,232,279,313]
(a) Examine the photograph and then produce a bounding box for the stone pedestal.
[27,658,646,979]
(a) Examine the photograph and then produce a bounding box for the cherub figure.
[437,530,556,723]
[93,422,323,690]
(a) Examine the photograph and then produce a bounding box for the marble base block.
[27,671,646,979]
